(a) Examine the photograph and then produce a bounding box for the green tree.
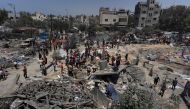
[7,11,34,28]
[78,24,87,32]
[88,24,96,37]
[128,14,135,28]
[159,5,190,33]
[0,9,8,25]
[118,27,129,35]
[96,25,105,32]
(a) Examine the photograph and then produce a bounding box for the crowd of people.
[19,33,181,99]
[49,37,128,78]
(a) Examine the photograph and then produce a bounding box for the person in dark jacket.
[160,81,167,97]
[172,78,178,90]
[154,75,160,85]
[111,56,115,66]
[23,65,27,79]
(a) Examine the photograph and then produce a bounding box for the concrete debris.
[125,65,145,82]
[9,76,96,109]
[0,96,16,109]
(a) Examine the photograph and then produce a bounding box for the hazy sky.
[0,0,190,15]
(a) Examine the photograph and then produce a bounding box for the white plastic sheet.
[59,49,67,58]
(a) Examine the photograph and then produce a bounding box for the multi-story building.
[31,12,47,21]
[135,0,161,28]
[99,7,128,27]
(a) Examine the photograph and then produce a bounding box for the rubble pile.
[0,96,16,109]
[125,66,145,82]
[12,77,96,109]
[0,40,34,68]
[120,84,155,109]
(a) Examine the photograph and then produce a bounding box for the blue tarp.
[39,32,48,40]
[106,84,119,101]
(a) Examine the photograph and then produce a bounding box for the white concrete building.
[8,12,20,20]
[76,15,89,25]
[99,7,128,27]
[31,12,47,21]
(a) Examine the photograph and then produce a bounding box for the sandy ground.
[0,50,57,96]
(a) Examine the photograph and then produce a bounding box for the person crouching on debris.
[154,75,160,86]
[14,61,18,69]
[23,65,27,79]
[172,78,178,91]
[68,65,73,77]
[92,65,97,73]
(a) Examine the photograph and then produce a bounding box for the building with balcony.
[135,0,161,28]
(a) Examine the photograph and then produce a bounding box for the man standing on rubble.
[87,65,91,76]
[0,66,5,80]
[97,39,100,48]
[125,46,128,62]
[102,39,105,47]
[60,62,64,74]
[75,55,80,68]
[117,38,120,49]
[111,55,115,66]
[172,78,178,90]
[154,75,160,86]
[39,52,42,60]
[53,59,57,72]
[23,65,27,79]
[116,54,121,67]
[136,55,140,65]
[41,64,47,76]
[160,81,167,97]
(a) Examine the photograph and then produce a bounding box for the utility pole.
[50,14,53,33]
[65,9,70,30]
[8,3,16,22]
